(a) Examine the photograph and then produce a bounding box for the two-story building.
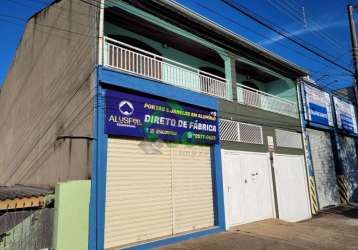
[0,0,313,249]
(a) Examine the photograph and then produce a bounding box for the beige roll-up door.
[105,138,173,249]
[105,138,214,249]
[172,144,214,234]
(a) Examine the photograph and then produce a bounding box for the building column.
[220,54,236,101]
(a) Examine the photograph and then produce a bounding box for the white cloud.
[258,20,346,46]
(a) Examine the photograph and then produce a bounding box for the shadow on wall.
[351,188,358,203]
[338,136,358,203]
[312,133,340,209]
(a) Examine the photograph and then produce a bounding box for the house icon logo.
[118,100,134,116]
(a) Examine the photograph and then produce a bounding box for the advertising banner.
[303,84,333,126]
[105,89,219,144]
[333,96,358,134]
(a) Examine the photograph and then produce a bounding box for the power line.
[180,0,351,78]
[3,0,353,99]
[45,0,353,82]
[75,0,355,96]
[1,1,100,179]
[0,14,95,38]
[311,50,353,76]
[221,0,354,75]
[267,0,347,51]
[178,0,353,93]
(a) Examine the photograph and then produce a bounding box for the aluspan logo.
[107,99,142,128]
[118,100,134,116]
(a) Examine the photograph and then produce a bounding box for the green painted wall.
[265,78,297,102]
[236,73,297,102]
[219,99,304,155]
[52,180,91,250]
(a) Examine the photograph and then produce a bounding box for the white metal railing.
[237,83,298,118]
[103,36,229,99]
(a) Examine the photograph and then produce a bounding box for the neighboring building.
[0,0,314,249]
[299,79,358,212]
[333,86,356,103]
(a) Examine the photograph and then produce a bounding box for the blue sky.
[0,0,355,91]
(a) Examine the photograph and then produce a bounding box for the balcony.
[103,37,229,99]
[237,84,298,118]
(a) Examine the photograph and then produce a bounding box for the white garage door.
[104,138,214,249]
[307,129,339,209]
[222,150,275,227]
[338,135,358,202]
[274,154,311,222]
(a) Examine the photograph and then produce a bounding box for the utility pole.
[347,4,358,105]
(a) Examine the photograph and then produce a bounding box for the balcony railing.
[103,36,229,99]
[237,83,298,118]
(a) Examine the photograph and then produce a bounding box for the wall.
[219,99,304,155]
[237,73,266,91]
[265,78,297,102]
[52,180,91,250]
[237,73,297,103]
[338,135,358,202]
[0,0,98,187]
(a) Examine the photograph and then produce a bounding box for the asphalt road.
[159,206,358,250]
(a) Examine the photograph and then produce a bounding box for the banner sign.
[303,84,333,126]
[105,90,219,144]
[333,96,358,134]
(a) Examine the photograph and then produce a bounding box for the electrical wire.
[220,0,354,75]
[186,0,345,75]
[280,0,347,50]
[10,0,352,83]
[0,0,351,158]
[1,1,99,180]
[163,0,353,92]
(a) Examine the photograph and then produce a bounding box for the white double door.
[223,151,276,227]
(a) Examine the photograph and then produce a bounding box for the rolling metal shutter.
[307,129,339,209]
[105,138,214,249]
[105,138,173,249]
[338,135,358,202]
[172,144,214,234]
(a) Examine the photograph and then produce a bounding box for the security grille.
[275,129,303,149]
[238,122,263,144]
[219,119,239,141]
[219,119,263,144]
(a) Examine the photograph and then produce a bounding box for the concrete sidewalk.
[160,206,358,250]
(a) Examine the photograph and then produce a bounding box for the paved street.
[160,206,358,250]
